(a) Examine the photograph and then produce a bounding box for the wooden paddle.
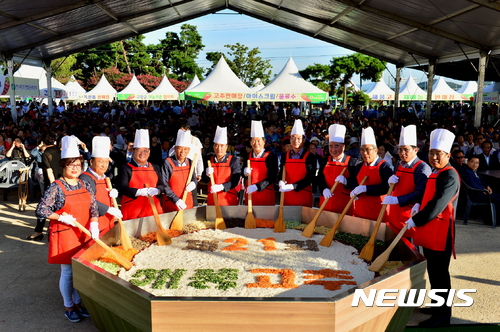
[319,176,368,247]
[170,153,198,231]
[145,183,172,246]
[63,213,133,270]
[369,224,408,272]
[244,160,256,229]
[105,178,133,251]
[302,167,347,238]
[207,160,226,230]
[358,182,396,261]
[274,165,286,233]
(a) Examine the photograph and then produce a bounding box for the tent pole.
[394,65,402,118]
[475,50,487,128]
[44,59,53,117]
[6,55,16,123]
[426,58,436,121]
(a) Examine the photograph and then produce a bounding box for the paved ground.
[1,191,499,331]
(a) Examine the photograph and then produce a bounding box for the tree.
[50,55,82,84]
[330,53,386,108]
[205,43,272,86]
[158,24,204,81]
[121,36,156,75]
[73,43,122,82]
[300,63,336,93]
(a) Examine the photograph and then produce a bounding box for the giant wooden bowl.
[73,206,426,332]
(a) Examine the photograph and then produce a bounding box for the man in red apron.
[350,127,393,221]
[244,120,278,206]
[318,124,358,213]
[205,126,241,206]
[80,136,123,234]
[116,129,165,220]
[405,128,459,328]
[278,119,317,207]
[382,125,431,237]
[162,129,198,212]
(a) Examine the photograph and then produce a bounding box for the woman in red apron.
[35,136,99,323]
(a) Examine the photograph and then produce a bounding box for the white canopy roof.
[65,76,86,100]
[484,82,500,93]
[148,75,179,100]
[85,74,117,101]
[398,74,427,100]
[456,81,477,95]
[257,57,327,102]
[117,75,148,100]
[184,75,200,92]
[431,77,460,101]
[365,79,395,100]
[15,64,69,98]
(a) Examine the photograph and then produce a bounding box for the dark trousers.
[423,247,452,318]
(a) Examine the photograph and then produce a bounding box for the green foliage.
[348,91,371,107]
[50,55,82,84]
[205,43,272,86]
[299,63,335,93]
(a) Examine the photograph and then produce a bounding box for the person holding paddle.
[244,120,278,206]
[278,119,317,207]
[405,128,459,328]
[318,124,358,213]
[161,129,198,212]
[35,136,99,323]
[382,125,431,237]
[205,126,241,206]
[79,136,123,235]
[115,129,165,220]
[350,127,393,221]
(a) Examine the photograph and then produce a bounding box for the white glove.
[382,196,399,205]
[206,167,214,176]
[244,167,252,176]
[58,214,75,227]
[350,185,367,198]
[136,188,149,197]
[323,188,332,199]
[246,184,258,194]
[405,217,416,229]
[108,188,118,198]
[411,203,421,215]
[388,174,399,185]
[107,207,123,219]
[279,184,294,192]
[147,187,160,196]
[210,184,224,193]
[89,221,100,240]
[175,199,187,210]
[335,175,347,185]
[186,181,196,192]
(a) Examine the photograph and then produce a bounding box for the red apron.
[245,152,275,206]
[48,179,92,265]
[284,151,313,207]
[412,166,458,255]
[162,158,194,212]
[353,160,386,221]
[386,161,423,238]
[121,163,163,220]
[207,155,239,206]
[319,156,351,213]
[82,171,115,234]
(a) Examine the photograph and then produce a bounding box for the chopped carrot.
[138,230,184,243]
[99,246,139,264]
[255,219,275,228]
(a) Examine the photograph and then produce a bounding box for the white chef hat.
[92,136,110,158]
[133,129,149,149]
[61,136,80,159]
[291,119,305,136]
[328,124,346,143]
[430,129,455,153]
[70,135,82,146]
[214,126,228,145]
[361,127,377,146]
[399,125,417,146]
[251,120,265,138]
[175,129,192,148]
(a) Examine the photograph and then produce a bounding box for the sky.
[142,9,458,88]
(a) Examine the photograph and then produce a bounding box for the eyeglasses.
[360,148,376,153]
[398,147,414,153]
[67,164,82,169]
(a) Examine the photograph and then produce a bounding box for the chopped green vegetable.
[91,260,122,275]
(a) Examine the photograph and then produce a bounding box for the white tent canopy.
[431,77,460,101]
[365,79,395,100]
[148,75,179,100]
[483,82,500,93]
[257,57,328,102]
[85,74,117,101]
[184,56,251,101]
[65,75,86,101]
[398,74,427,100]
[117,75,148,100]
[250,78,265,92]
[457,81,477,95]
[15,64,69,99]
[183,75,200,92]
